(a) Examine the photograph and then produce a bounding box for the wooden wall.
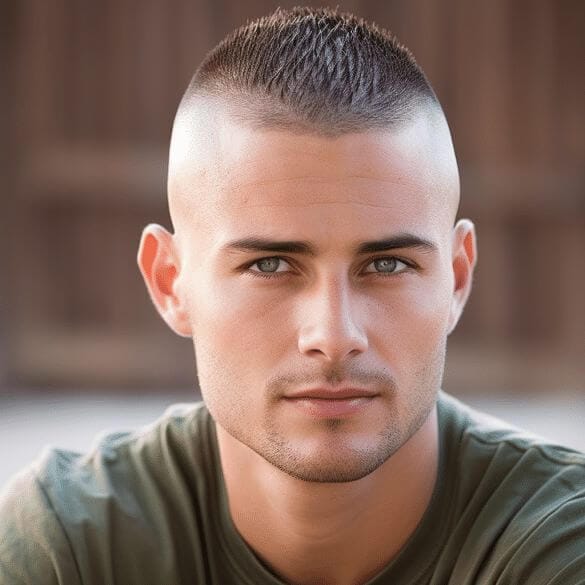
[1,0,584,393]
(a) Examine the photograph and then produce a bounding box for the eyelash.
[242,256,417,280]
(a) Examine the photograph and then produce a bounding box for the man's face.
[161,106,469,483]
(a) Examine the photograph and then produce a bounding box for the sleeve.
[0,468,82,585]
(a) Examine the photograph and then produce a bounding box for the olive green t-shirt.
[1,392,584,584]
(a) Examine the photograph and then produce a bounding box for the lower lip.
[283,396,376,418]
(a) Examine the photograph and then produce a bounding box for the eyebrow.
[221,234,437,256]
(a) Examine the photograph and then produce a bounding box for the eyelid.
[363,256,412,273]
[246,256,293,272]
[242,254,417,278]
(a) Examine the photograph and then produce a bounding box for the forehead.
[168,105,459,249]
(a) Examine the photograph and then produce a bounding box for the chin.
[252,427,406,484]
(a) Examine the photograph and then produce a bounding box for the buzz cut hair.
[179,6,441,136]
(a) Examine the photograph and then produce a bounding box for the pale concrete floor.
[1,389,584,489]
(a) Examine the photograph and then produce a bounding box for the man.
[1,7,584,585]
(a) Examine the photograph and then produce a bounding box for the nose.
[297,276,368,362]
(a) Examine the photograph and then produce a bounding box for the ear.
[137,224,192,337]
[447,219,477,334]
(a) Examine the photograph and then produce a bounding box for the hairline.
[177,89,445,140]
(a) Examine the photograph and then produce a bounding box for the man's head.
[138,7,476,483]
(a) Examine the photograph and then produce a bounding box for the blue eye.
[248,257,292,277]
[244,255,413,280]
[256,258,279,272]
[365,257,410,274]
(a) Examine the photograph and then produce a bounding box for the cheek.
[191,283,293,420]
[373,278,453,369]
[192,278,291,368]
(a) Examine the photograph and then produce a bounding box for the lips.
[284,387,378,400]
[282,389,378,418]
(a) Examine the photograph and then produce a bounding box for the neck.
[216,406,439,585]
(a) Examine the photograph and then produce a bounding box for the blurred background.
[0,0,584,486]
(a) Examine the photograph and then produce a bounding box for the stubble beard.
[237,349,444,484]
[259,394,437,483]
[199,338,446,484]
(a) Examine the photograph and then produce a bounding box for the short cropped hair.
[181,6,440,136]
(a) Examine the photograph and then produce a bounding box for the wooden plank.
[558,224,585,354]
[17,0,60,145]
[175,0,216,95]
[103,0,134,140]
[471,222,515,343]
[9,328,195,388]
[445,342,585,394]
[556,0,585,165]
[21,145,166,203]
[461,166,584,217]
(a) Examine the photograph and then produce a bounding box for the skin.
[137,99,476,585]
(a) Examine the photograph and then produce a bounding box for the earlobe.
[137,224,192,338]
[447,219,477,334]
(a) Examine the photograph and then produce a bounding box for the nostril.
[298,331,368,362]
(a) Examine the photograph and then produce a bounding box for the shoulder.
[438,392,585,584]
[439,392,585,514]
[0,401,216,584]
[438,391,585,475]
[0,466,81,584]
[34,400,213,526]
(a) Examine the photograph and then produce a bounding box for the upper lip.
[284,387,378,400]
